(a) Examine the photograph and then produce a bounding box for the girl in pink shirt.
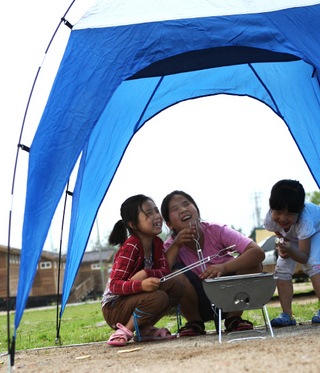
[161,190,265,335]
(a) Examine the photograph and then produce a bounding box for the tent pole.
[55,182,72,344]
[7,208,13,370]
[96,217,106,291]
[5,1,77,360]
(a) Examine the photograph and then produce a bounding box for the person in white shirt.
[264,179,320,326]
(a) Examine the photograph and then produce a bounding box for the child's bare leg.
[124,316,135,332]
[310,272,320,300]
[277,279,294,315]
[310,273,320,322]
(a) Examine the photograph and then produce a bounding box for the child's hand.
[276,239,291,259]
[278,249,290,259]
[141,277,160,292]
[173,226,196,248]
[130,270,147,281]
[199,264,226,279]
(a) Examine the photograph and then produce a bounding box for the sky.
[1,1,319,253]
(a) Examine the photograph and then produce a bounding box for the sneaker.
[271,312,296,327]
[312,309,320,323]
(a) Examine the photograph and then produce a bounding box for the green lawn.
[1,290,318,353]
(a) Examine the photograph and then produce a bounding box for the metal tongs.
[160,220,236,283]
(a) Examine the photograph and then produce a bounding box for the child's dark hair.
[161,190,201,235]
[269,179,305,213]
[108,194,153,246]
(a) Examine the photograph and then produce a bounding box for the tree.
[306,191,320,205]
[89,231,114,252]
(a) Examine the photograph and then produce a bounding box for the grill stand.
[216,304,274,343]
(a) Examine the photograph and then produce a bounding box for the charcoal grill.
[203,272,277,342]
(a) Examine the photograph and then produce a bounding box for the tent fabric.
[14,0,320,335]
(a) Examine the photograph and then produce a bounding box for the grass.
[0,291,319,353]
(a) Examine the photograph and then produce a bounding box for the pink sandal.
[133,326,176,342]
[107,323,134,346]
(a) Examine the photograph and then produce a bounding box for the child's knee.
[168,276,185,292]
[171,276,185,297]
[152,290,170,310]
[134,292,170,321]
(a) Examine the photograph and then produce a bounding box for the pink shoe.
[107,323,134,346]
[134,326,176,342]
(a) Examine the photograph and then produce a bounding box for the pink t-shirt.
[163,221,252,276]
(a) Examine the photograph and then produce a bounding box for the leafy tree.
[306,191,320,205]
[89,232,114,252]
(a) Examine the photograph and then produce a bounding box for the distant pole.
[251,191,262,227]
[96,217,106,291]
[254,192,261,227]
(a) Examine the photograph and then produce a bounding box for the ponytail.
[108,220,128,246]
[109,194,153,246]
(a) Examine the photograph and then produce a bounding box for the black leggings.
[173,263,223,326]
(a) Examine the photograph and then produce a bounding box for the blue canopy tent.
[13,0,320,345]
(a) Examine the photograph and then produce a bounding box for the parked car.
[258,235,278,266]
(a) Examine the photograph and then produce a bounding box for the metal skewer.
[191,220,206,273]
[160,244,236,282]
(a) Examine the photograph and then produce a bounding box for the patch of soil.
[2,289,319,372]
[2,322,320,372]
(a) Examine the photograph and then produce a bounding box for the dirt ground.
[2,288,319,372]
[2,322,320,373]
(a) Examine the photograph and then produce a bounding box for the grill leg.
[262,305,274,338]
[218,308,222,343]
